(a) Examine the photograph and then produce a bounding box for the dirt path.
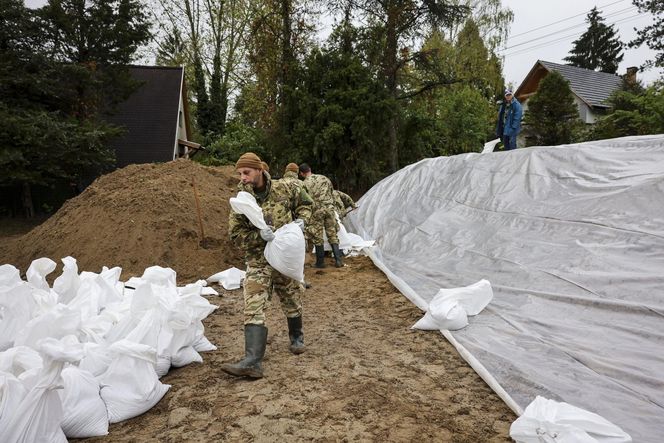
[0,161,515,441]
[83,255,515,442]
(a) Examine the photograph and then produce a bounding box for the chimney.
[624,66,638,85]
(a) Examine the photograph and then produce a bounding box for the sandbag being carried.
[230,191,306,282]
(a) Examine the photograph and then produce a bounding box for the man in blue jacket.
[496,89,522,151]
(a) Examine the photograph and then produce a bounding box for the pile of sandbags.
[0,257,218,440]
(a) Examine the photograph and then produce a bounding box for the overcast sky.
[500,0,661,86]
[24,0,662,86]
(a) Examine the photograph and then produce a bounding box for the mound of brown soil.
[0,160,243,281]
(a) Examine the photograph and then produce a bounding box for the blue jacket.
[496,98,522,137]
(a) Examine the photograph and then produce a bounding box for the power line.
[501,6,637,52]
[503,14,645,58]
[506,0,629,41]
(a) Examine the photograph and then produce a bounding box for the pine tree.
[564,7,623,74]
[0,0,150,216]
[523,71,582,146]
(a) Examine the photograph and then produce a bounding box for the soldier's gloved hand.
[259,227,275,242]
[294,219,305,232]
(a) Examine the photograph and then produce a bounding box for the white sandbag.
[99,339,170,423]
[264,222,306,282]
[13,304,81,349]
[53,256,80,305]
[0,335,84,443]
[413,297,469,330]
[67,277,104,321]
[0,264,22,287]
[59,366,108,438]
[193,333,217,352]
[179,279,219,296]
[0,346,43,383]
[229,191,269,229]
[482,138,501,153]
[78,343,113,377]
[323,213,375,254]
[207,267,246,290]
[0,281,36,351]
[230,192,306,282]
[0,371,28,432]
[26,257,57,291]
[141,266,177,288]
[412,280,493,331]
[510,396,632,443]
[166,305,201,368]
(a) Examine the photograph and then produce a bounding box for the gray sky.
[500,0,661,87]
[24,0,662,86]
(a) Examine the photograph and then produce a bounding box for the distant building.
[515,60,636,124]
[105,65,201,169]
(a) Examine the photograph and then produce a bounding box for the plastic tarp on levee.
[345,135,664,442]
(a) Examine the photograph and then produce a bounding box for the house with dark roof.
[104,65,200,169]
[515,60,636,124]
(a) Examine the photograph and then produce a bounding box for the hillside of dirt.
[0,160,243,281]
[0,160,515,442]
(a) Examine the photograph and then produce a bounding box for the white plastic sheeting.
[346,135,664,442]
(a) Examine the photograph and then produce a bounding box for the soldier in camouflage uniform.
[299,163,344,268]
[333,190,357,218]
[221,152,312,379]
[282,162,300,186]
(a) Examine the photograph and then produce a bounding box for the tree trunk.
[22,182,34,219]
[279,0,294,138]
[385,3,399,172]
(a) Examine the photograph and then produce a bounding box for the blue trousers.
[502,135,517,150]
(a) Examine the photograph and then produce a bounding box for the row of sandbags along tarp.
[345,135,664,442]
[0,257,218,441]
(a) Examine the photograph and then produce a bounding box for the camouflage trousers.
[308,206,339,245]
[243,259,303,325]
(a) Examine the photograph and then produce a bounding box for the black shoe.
[220,324,268,378]
[331,243,344,268]
[287,316,305,354]
[314,244,326,268]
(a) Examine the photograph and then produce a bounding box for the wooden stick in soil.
[191,176,205,240]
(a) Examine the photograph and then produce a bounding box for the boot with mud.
[220,324,267,378]
[314,244,326,268]
[287,316,305,354]
[331,243,344,268]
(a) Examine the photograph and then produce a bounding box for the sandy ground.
[0,160,515,442]
[77,255,515,442]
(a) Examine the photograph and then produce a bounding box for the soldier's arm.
[339,191,356,209]
[292,186,313,224]
[228,210,263,250]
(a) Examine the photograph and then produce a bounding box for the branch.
[397,78,463,100]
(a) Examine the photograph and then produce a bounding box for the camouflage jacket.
[278,171,314,216]
[303,174,335,209]
[229,171,312,261]
[282,170,299,182]
[334,190,356,217]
